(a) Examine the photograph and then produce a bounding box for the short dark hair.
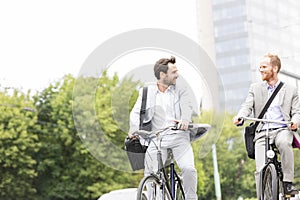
[154,56,176,80]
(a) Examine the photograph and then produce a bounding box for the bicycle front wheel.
[262,164,278,200]
[137,175,171,200]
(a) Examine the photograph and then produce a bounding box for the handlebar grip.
[236,117,244,127]
[172,124,193,130]
[290,122,298,132]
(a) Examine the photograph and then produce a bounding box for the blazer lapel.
[279,84,286,106]
[261,82,268,105]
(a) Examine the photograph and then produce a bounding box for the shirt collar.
[156,84,175,94]
[266,80,281,90]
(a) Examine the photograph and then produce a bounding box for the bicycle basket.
[124,137,148,171]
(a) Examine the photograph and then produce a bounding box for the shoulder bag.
[125,86,149,171]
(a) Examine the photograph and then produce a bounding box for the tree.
[4,72,298,199]
[34,73,143,199]
[198,111,257,199]
[0,89,41,200]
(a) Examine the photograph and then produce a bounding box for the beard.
[162,76,177,86]
[261,70,274,81]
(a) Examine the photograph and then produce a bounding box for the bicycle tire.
[136,174,172,200]
[262,164,278,200]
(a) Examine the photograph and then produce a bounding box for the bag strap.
[254,81,284,127]
[139,86,148,129]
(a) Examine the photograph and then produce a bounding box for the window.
[221,70,251,85]
[214,21,247,37]
[216,54,249,68]
[213,4,246,21]
[215,37,249,53]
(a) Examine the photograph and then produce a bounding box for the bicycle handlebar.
[133,123,211,142]
[240,116,292,125]
[133,125,178,139]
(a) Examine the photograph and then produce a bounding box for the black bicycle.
[134,123,210,200]
[242,116,297,200]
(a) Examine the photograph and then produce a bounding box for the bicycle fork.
[157,150,169,199]
[170,162,175,199]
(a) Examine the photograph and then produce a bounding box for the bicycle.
[134,123,211,200]
[241,116,297,200]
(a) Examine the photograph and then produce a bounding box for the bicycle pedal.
[284,194,295,198]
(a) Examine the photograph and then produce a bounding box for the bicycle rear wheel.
[262,164,278,200]
[137,175,171,200]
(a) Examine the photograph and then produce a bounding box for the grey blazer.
[237,81,300,132]
[129,83,194,133]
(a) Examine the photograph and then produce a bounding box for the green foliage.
[0,90,41,200]
[33,73,142,199]
[198,111,257,199]
[1,72,299,200]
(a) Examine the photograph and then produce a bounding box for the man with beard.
[128,56,198,199]
[233,53,300,198]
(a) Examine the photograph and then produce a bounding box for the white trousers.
[144,132,198,200]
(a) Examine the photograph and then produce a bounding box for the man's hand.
[290,122,299,131]
[174,119,189,131]
[128,132,136,139]
[233,116,244,126]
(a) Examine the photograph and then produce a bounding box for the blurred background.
[0,0,300,199]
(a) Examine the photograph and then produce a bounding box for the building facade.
[203,0,300,112]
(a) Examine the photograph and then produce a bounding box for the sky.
[0,0,199,93]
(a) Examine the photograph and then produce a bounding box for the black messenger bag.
[244,122,258,159]
[125,86,150,170]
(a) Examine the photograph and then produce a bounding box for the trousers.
[144,132,198,200]
[254,128,294,199]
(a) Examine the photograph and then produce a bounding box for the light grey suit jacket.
[237,81,300,134]
[129,82,194,133]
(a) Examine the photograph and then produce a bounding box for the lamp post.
[212,143,221,200]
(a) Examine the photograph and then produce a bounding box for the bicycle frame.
[135,126,185,200]
[164,149,185,200]
[135,123,210,200]
[155,128,184,200]
[242,116,292,200]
